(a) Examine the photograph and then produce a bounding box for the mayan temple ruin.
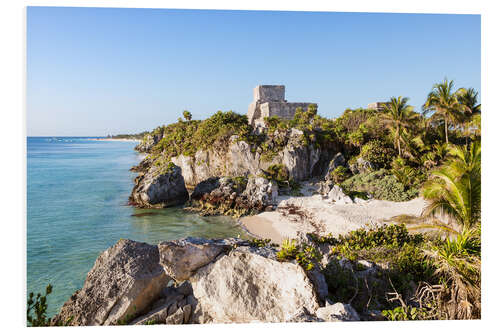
[247,85,316,128]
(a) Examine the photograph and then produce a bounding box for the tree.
[456,88,481,142]
[422,79,463,144]
[380,96,419,156]
[183,110,192,121]
[421,141,481,231]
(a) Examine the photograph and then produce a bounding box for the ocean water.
[27,137,248,317]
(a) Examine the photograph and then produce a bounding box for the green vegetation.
[150,110,253,160]
[27,284,53,326]
[341,169,419,201]
[27,284,73,326]
[276,239,322,271]
[330,165,350,184]
[421,142,481,231]
[306,221,480,320]
[261,164,302,196]
[380,96,420,157]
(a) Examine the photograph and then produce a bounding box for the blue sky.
[27,7,480,136]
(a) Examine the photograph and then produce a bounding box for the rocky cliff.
[53,237,364,325]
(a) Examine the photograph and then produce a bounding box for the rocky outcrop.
[158,237,244,281]
[187,176,278,217]
[323,152,347,179]
[327,185,354,204]
[129,164,189,208]
[134,133,162,153]
[55,237,369,326]
[167,133,324,188]
[189,248,320,323]
[349,157,374,174]
[52,240,170,326]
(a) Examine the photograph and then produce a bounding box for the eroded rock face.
[188,176,278,217]
[158,237,246,281]
[157,135,326,188]
[189,250,320,323]
[53,240,170,326]
[129,164,189,208]
[328,185,353,204]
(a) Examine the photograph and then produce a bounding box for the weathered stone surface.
[134,133,162,153]
[190,177,220,200]
[243,177,278,207]
[247,85,316,128]
[315,303,361,322]
[165,307,185,325]
[350,157,374,174]
[305,267,329,302]
[190,250,320,323]
[285,307,324,322]
[182,304,192,323]
[188,176,278,217]
[328,185,353,204]
[158,237,245,281]
[324,153,347,180]
[53,239,170,326]
[129,164,189,208]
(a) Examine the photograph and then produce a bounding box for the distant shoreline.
[90,138,141,142]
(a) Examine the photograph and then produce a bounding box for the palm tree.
[421,141,481,231]
[456,88,481,142]
[380,96,419,156]
[423,79,463,144]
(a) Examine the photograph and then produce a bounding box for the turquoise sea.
[27,137,247,317]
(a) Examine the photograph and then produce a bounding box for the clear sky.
[27,7,480,136]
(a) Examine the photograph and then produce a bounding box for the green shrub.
[341,169,419,201]
[27,284,53,326]
[330,166,350,183]
[276,239,322,271]
[360,140,394,168]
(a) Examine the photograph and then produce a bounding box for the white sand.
[241,194,427,244]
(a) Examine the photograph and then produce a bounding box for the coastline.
[90,138,141,142]
[240,195,427,244]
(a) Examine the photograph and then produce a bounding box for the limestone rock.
[190,177,220,200]
[182,304,192,323]
[328,185,353,204]
[243,176,278,208]
[190,250,320,323]
[129,164,189,208]
[305,266,329,302]
[316,303,361,322]
[158,237,245,281]
[324,153,347,180]
[165,307,185,325]
[53,239,170,326]
[350,157,374,174]
[285,307,324,322]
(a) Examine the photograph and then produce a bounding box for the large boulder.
[328,185,353,204]
[158,237,245,281]
[187,176,277,217]
[52,240,170,326]
[129,163,189,208]
[242,176,278,208]
[189,249,320,323]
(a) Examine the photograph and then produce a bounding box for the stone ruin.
[247,85,316,128]
[367,102,389,111]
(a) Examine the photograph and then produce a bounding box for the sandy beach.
[240,194,427,244]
